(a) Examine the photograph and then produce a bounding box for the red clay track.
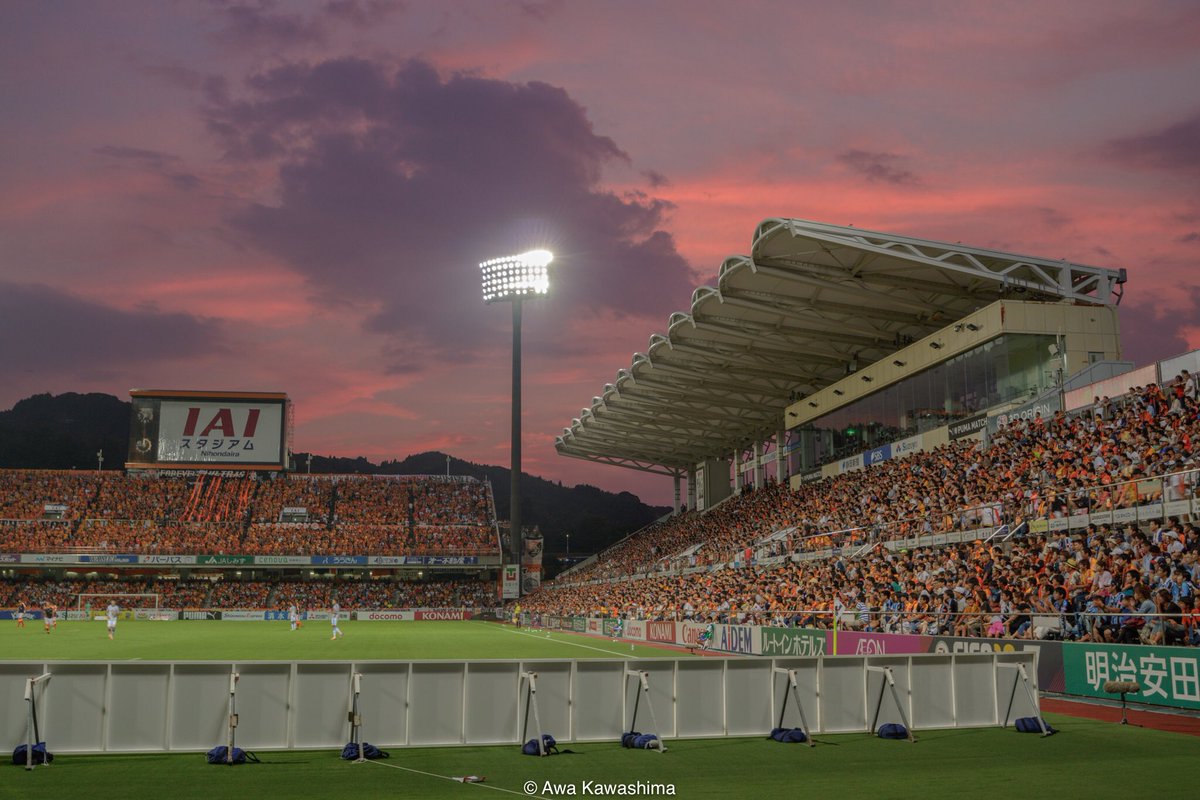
[1041,697,1200,737]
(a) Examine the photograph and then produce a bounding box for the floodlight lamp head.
[480,249,554,304]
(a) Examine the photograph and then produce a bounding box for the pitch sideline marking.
[368,756,552,798]
[502,625,635,659]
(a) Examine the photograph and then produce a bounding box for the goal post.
[74,593,162,620]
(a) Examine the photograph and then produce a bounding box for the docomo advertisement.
[156,399,284,465]
[357,610,416,621]
[622,620,647,641]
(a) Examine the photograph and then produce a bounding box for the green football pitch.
[0,619,680,662]
[4,620,1199,799]
[6,715,1199,800]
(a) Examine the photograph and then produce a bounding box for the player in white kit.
[288,604,299,631]
[106,602,119,640]
[330,602,344,639]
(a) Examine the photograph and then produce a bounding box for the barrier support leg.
[624,670,665,753]
[520,671,547,756]
[998,663,1052,737]
[772,667,815,747]
[24,673,52,771]
[348,672,365,762]
[866,666,915,743]
[227,670,240,764]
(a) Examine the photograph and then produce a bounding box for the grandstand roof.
[556,218,1127,475]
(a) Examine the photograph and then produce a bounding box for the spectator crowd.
[2,576,496,611]
[0,474,499,557]
[525,377,1200,647]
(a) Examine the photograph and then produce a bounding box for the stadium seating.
[521,380,1200,645]
[0,576,494,611]
[0,474,499,557]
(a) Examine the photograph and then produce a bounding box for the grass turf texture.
[6,714,1199,800]
[0,620,687,661]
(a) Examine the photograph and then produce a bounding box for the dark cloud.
[94,145,200,191]
[208,0,328,47]
[320,0,404,27]
[1035,206,1071,230]
[643,169,670,188]
[207,57,695,353]
[94,145,181,170]
[516,0,565,21]
[838,149,920,186]
[135,62,207,92]
[0,282,226,374]
[1179,232,1200,244]
[207,0,404,49]
[1117,291,1198,367]
[1105,110,1200,173]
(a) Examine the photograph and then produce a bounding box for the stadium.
[4,219,1200,798]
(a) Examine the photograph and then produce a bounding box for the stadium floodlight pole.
[481,249,553,599]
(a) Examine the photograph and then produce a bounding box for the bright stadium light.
[480,249,554,598]
[480,250,553,303]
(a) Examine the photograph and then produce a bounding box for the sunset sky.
[2,1,1198,505]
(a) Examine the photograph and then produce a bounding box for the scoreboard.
[126,390,290,471]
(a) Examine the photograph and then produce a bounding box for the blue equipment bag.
[877,723,909,739]
[522,734,558,756]
[341,742,390,760]
[206,745,259,764]
[12,743,53,766]
[769,727,808,743]
[1014,717,1055,734]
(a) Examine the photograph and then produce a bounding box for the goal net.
[75,593,164,620]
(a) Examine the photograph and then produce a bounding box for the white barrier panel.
[0,653,1038,753]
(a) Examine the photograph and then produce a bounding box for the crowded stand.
[393,577,496,609]
[521,522,1200,646]
[250,475,334,523]
[525,378,1200,646]
[0,470,97,520]
[178,473,255,522]
[0,577,214,609]
[272,578,397,610]
[0,474,499,557]
[205,581,273,609]
[89,473,191,521]
[561,380,1200,584]
[1,576,494,611]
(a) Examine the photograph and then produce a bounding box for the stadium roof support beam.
[557,218,1126,475]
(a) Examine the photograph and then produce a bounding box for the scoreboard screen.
[126,390,289,471]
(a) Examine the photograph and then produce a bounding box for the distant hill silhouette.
[0,393,669,567]
[0,392,129,471]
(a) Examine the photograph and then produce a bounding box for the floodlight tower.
[481,249,553,597]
